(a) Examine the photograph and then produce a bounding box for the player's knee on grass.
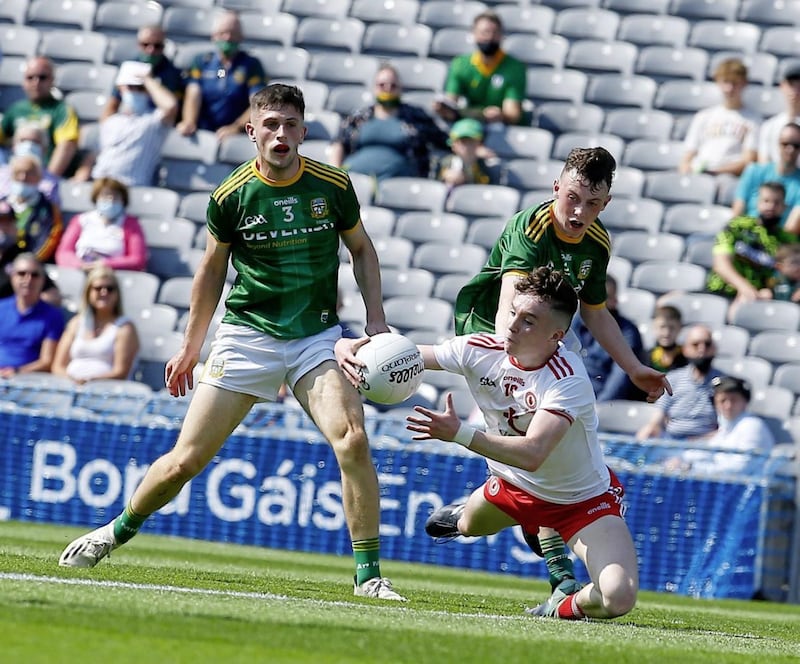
[597,572,637,618]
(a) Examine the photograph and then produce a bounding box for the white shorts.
[199,323,341,401]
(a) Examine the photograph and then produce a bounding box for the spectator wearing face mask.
[329,64,449,181]
[100,25,185,122]
[0,154,62,262]
[636,325,722,442]
[433,11,526,126]
[72,61,178,187]
[176,10,267,140]
[664,376,775,474]
[55,177,147,272]
[0,123,60,204]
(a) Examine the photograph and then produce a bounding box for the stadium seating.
[1,0,796,453]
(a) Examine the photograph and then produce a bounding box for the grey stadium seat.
[362,22,433,59]
[617,14,690,48]
[526,66,587,105]
[536,102,605,136]
[553,7,620,42]
[635,45,709,83]
[603,108,674,142]
[294,17,366,54]
[565,40,639,77]
[584,73,657,110]
[613,231,686,264]
[630,260,707,295]
[446,185,520,221]
[240,12,298,48]
[688,20,762,55]
[505,34,569,69]
[599,198,663,234]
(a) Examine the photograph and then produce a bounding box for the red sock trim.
[556,593,585,620]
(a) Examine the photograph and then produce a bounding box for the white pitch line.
[0,572,527,621]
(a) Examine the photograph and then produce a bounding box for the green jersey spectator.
[434,11,526,126]
[0,57,79,177]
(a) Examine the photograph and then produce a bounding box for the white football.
[355,333,424,405]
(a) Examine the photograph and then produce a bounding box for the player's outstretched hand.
[334,336,370,388]
[632,365,673,403]
[165,347,199,397]
[406,393,461,443]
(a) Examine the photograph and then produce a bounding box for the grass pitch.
[1,521,798,664]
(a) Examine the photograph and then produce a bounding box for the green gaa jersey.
[208,156,360,339]
[454,200,611,334]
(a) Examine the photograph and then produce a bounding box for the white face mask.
[13,140,44,161]
[121,90,150,115]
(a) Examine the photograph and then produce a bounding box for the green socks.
[113,504,148,544]
[540,534,576,591]
[352,537,381,585]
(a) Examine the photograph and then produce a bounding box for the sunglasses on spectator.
[91,284,118,293]
[780,141,800,149]
[687,339,713,347]
[14,270,42,278]
[139,41,164,49]
[25,73,51,81]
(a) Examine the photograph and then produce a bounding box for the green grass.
[1,521,798,664]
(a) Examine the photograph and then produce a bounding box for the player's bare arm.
[341,223,388,335]
[495,272,523,332]
[408,393,571,471]
[580,304,672,401]
[165,231,230,396]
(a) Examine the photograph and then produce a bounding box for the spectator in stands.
[100,25,185,122]
[758,64,800,164]
[664,376,775,474]
[570,274,644,401]
[0,197,60,303]
[678,58,759,177]
[51,265,139,384]
[437,118,493,192]
[709,181,797,321]
[645,305,687,374]
[732,123,800,231]
[0,57,80,178]
[72,61,178,187]
[2,154,63,262]
[55,177,147,272]
[176,10,267,140]
[328,64,449,181]
[769,242,800,302]
[636,324,722,442]
[0,123,60,204]
[433,11,526,127]
[0,252,65,377]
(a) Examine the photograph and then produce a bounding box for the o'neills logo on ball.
[380,352,421,373]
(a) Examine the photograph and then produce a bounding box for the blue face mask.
[10,181,38,201]
[121,90,150,115]
[13,140,44,161]
[97,199,124,220]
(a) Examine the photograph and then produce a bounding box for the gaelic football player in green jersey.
[59,84,406,601]
[448,147,671,615]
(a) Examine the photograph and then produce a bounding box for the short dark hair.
[760,180,787,200]
[654,305,682,324]
[250,83,305,116]
[711,375,751,402]
[472,10,503,31]
[561,147,616,193]
[91,177,129,207]
[515,266,578,325]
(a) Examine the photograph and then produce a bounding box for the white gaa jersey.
[434,333,610,504]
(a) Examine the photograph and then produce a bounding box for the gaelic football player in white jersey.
[338,266,639,619]
[59,84,406,601]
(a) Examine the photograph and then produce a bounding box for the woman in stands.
[54,177,147,272]
[51,265,139,384]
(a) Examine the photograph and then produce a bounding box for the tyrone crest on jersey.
[310,196,328,219]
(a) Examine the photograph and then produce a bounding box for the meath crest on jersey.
[310,197,328,219]
[577,259,592,280]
